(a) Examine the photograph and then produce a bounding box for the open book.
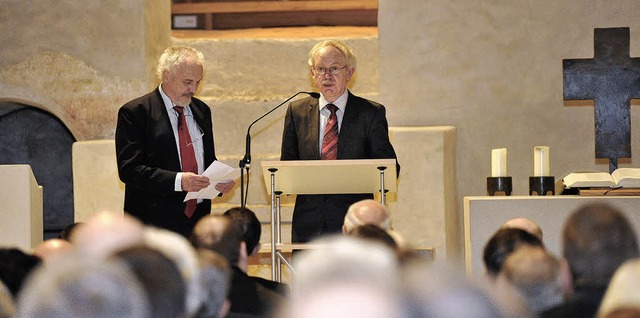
[563,168,640,188]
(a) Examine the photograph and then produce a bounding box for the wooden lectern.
[261,159,397,281]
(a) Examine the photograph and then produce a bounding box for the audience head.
[281,235,403,318]
[58,222,82,241]
[562,203,639,288]
[143,226,203,317]
[71,211,144,259]
[501,217,543,241]
[401,259,511,318]
[32,239,72,263]
[483,227,544,277]
[190,215,244,265]
[195,249,232,318]
[498,245,564,313]
[0,282,13,318]
[598,259,640,318]
[112,245,186,318]
[343,199,391,234]
[348,224,398,250]
[0,248,42,298]
[223,207,262,256]
[15,254,149,318]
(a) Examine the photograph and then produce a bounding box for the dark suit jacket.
[115,88,216,236]
[280,91,399,242]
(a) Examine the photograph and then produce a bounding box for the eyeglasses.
[314,65,348,76]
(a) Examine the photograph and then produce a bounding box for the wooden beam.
[172,0,378,14]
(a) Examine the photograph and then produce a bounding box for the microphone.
[239,91,319,207]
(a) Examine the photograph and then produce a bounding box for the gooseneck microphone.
[239,91,320,207]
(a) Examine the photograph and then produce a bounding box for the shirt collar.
[320,90,348,113]
[159,84,191,115]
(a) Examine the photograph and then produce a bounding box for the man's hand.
[215,180,236,194]
[181,173,210,192]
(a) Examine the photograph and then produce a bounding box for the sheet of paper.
[184,161,240,201]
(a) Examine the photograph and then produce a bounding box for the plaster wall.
[379,0,640,241]
[0,0,170,139]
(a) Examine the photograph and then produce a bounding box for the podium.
[0,165,43,251]
[261,159,397,281]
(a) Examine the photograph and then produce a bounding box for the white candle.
[534,146,550,176]
[491,148,508,177]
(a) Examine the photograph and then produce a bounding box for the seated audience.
[501,217,543,241]
[143,226,203,318]
[70,211,144,259]
[191,214,278,317]
[14,253,150,318]
[112,245,186,318]
[196,249,232,318]
[0,282,14,318]
[498,245,565,314]
[482,227,544,277]
[541,203,639,318]
[401,258,518,318]
[347,224,398,251]
[598,259,640,318]
[280,235,404,318]
[58,222,82,241]
[0,248,41,299]
[223,207,289,295]
[342,199,391,233]
[32,239,72,263]
[343,199,407,247]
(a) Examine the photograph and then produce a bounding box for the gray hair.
[195,249,232,318]
[308,40,357,69]
[156,45,205,80]
[15,254,149,318]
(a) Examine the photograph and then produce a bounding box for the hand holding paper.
[184,161,239,202]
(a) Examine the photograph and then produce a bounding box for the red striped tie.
[174,106,198,218]
[321,104,338,160]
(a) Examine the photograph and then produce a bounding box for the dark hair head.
[223,207,261,254]
[563,203,639,288]
[348,224,398,250]
[190,215,243,264]
[113,245,186,318]
[482,228,543,276]
[0,248,42,297]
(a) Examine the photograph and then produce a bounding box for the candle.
[491,148,508,177]
[534,146,550,176]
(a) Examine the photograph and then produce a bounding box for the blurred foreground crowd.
[0,200,638,318]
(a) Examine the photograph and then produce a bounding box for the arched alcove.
[0,102,75,238]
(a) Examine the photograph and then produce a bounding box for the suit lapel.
[151,89,182,169]
[307,99,321,159]
[337,92,359,158]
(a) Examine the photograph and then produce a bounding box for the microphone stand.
[239,91,320,207]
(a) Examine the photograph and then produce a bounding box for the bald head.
[501,217,543,241]
[71,211,145,258]
[343,200,391,234]
[32,239,72,263]
[190,215,243,265]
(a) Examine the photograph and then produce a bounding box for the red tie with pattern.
[174,106,198,218]
[321,104,339,160]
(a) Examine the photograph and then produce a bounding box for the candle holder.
[487,177,512,196]
[529,176,555,196]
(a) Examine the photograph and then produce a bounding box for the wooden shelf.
[172,0,378,30]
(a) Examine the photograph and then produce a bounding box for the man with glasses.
[115,45,235,237]
[280,40,400,243]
